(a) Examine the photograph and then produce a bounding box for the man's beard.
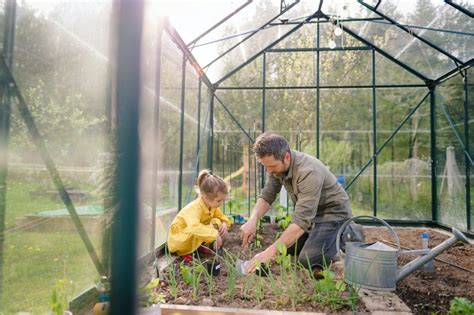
[272,171,285,178]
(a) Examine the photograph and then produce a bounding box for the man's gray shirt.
[259,150,352,232]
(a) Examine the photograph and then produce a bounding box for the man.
[240,133,352,273]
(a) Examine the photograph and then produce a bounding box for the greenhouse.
[0,0,472,314]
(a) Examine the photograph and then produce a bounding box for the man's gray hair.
[253,133,290,161]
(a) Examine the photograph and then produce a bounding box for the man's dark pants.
[287,219,346,269]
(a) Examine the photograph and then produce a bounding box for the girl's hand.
[215,234,223,249]
[219,222,228,238]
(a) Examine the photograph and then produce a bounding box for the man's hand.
[240,219,257,249]
[245,244,277,273]
[219,222,228,238]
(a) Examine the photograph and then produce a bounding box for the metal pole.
[260,52,266,189]
[196,79,202,173]
[429,84,438,223]
[372,49,377,217]
[464,71,471,230]
[0,0,16,303]
[248,130,251,216]
[316,20,320,158]
[150,22,164,253]
[207,91,214,170]
[178,55,186,211]
[109,1,143,313]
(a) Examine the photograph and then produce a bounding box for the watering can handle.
[335,215,400,257]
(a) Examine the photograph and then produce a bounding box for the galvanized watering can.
[336,216,470,291]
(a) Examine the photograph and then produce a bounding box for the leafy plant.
[310,266,358,310]
[449,297,474,315]
[180,260,205,300]
[277,214,292,230]
[50,279,69,315]
[139,278,165,307]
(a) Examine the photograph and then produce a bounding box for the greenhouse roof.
[169,0,473,85]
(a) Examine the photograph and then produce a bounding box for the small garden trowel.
[235,259,249,276]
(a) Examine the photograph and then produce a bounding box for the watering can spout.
[397,227,470,282]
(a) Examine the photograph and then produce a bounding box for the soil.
[155,224,473,314]
[156,223,365,313]
[364,227,474,314]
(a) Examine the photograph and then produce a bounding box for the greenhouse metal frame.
[0,0,472,313]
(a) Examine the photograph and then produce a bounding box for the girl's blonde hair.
[196,169,229,199]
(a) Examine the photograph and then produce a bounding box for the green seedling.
[221,249,238,298]
[162,260,178,298]
[449,297,474,315]
[139,278,165,307]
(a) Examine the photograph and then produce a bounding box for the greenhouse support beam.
[178,56,187,211]
[215,10,321,86]
[150,23,164,253]
[345,92,430,190]
[321,12,429,82]
[316,21,320,159]
[261,52,266,189]
[216,83,427,90]
[464,71,471,230]
[444,0,474,18]
[0,58,105,277]
[187,0,252,47]
[372,49,377,217]
[213,94,254,143]
[429,86,438,223]
[262,52,266,133]
[109,1,143,313]
[207,91,214,170]
[202,0,300,70]
[164,20,213,89]
[267,46,372,52]
[269,17,384,26]
[0,0,16,302]
[358,1,464,65]
[196,79,202,173]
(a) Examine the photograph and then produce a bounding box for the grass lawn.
[1,177,103,314]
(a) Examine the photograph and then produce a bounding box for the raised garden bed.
[149,222,473,314]
[152,223,365,313]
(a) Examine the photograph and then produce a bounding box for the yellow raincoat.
[167,197,232,256]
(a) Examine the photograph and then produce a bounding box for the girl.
[167,170,231,257]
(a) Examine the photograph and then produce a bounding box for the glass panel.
[436,105,467,230]
[320,50,372,86]
[436,78,469,230]
[138,12,161,257]
[3,1,111,313]
[206,24,296,83]
[375,53,425,85]
[375,0,473,63]
[215,89,262,133]
[181,62,200,207]
[198,85,211,169]
[218,57,262,88]
[376,88,431,220]
[320,89,373,216]
[266,52,316,87]
[345,19,456,79]
[213,104,258,217]
[159,32,183,210]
